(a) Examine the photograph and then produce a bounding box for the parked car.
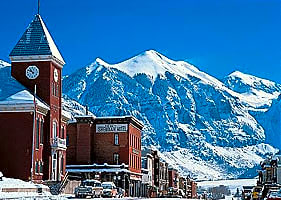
[101,182,118,198]
[242,186,254,200]
[117,187,125,198]
[166,187,181,198]
[267,189,281,200]
[74,179,103,198]
[252,186,262,200]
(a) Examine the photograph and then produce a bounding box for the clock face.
[54,68,58,82]
[26,65,39,80]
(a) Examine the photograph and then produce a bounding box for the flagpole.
[31,84,37,182]
[38,0,40,15]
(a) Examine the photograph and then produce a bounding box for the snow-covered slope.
[223,71,281,149]
[62,51,280,180]
[223,71,281,109]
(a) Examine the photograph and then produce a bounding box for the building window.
[36,119,40,149]
[61,156,64,174]
[133,135,135,148]
[66,134,69,147]
[52,82,55,96]
[114,133,119,145]
[113,153,119,165]
[40,120,44,144]
[35,161,39,174]
[61,126,64,139]
[40,161,43,174]
[56,85,59,97]
[53,121,57,138]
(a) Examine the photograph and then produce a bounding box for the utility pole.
[31,84,37,182]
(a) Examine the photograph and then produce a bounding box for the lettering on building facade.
[96,124,128,133]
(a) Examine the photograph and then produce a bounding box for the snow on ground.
[197,178,257,194]
[67,197,192,200]
[0,177,46,189]
[0,177,56,199]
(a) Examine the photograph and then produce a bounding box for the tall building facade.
[0,14,68,182]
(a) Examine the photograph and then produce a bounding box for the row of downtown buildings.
[253,155,281,197]
[243,154,281,199]
[67,116,197,197]
[0,12,197,197]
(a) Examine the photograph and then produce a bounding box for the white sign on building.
[96,124,128,133]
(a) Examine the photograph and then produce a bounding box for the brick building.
[141,151,154,197]
[66,115,143,197]
[0,14,69,182]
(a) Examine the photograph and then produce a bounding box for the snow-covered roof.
[67,168,130,173]
[9,14,65,65]
[0,60,10,69]
[62,110,72,120]
[75,115,95,118]
[0,90,49,112]
[67,163,128,168]
[66,163,130,173]
[95,115,144,128]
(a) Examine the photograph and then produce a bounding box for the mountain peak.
[95,57,109,67]
[142,49,164,58]
[227,70,277,87]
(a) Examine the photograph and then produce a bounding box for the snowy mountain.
[223,71,281,149]
[223,71,281,109]
[62,50,280,180]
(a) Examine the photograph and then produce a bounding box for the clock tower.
[9,14,67,181]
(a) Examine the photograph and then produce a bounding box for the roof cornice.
[0,102,49,115]
[10,55,65,68]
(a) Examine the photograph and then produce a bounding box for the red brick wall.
[76,122,92,164]
[11,61,65,180]
[11,61,51,103]
[66,123,77,165]
[191,182,197,198]
[0,112,45,181]
[66,118,143,177]
[93,122,129,165]
[168,170,178,188]
[128,124,142,173]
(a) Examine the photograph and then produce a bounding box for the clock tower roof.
[9,14,65,66]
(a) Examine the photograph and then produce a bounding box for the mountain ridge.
[61,50,280,180]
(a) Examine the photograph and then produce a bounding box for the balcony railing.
[51,137,67,149]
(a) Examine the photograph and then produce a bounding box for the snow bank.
[197,178,257,193]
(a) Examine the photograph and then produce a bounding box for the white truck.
[74,179,103,198]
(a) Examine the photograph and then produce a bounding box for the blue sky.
[0,0,280,82]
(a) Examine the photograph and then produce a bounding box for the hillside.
[62,50,280,180]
